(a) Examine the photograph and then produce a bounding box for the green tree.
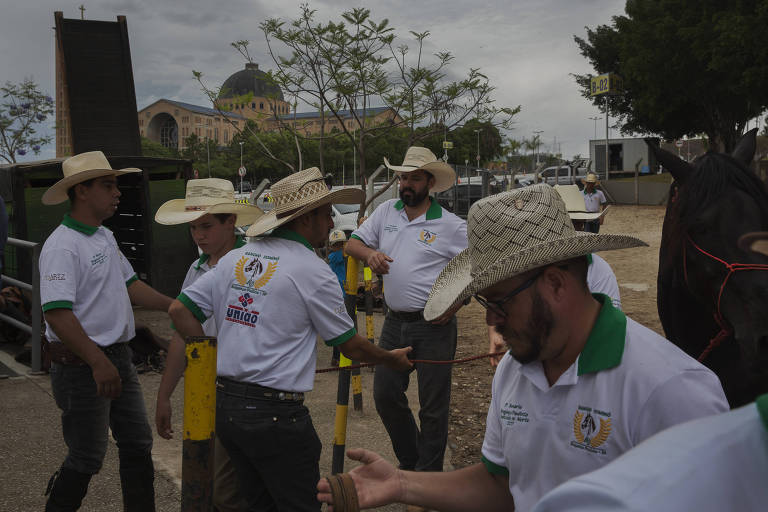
[0,79,55,163]
[573,0,768,152]
[141,136,179,158]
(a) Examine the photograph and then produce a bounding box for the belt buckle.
[278,392,286,400]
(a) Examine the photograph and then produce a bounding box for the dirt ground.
[446,204,667,468]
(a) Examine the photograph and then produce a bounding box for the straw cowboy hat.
[246,167,363,237]
[329,229,347,244]
[738,232,768,257]
[155,178,263,226]
[582,172,600,185]
[554,184,608,221]
[423,184,646,320]
[42,151,142,205]
[384,146,455,193]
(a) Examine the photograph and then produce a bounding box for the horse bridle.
[683,235,768,362]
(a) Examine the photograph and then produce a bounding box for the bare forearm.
[157,332,186,401]
[128,280,174,311]
[344,238,374,261]
[339,334,394,365]
[402,464,514,512]
[44,310,110,367]
[168,300,205,338]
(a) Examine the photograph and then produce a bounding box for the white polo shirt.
[481,294,728,512]
[179,236,247,336]
[179,228,355,392]
[583,189,606,213]
[351,198,467,312]
[532,394,768,512]
[587,254,621,309]
[40,214,137,347]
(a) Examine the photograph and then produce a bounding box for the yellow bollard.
[364,265,375,345]
[182,336,217,511]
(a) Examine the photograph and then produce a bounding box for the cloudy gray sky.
[2,0,626,162]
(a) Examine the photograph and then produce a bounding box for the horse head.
[648,130,768,404]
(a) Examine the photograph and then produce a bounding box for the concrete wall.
[601,180,670,205]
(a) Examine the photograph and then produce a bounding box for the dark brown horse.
[648,130,768,407]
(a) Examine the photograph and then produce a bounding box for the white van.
[539,165,588,187]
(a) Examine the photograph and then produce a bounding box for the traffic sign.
[675,139,684,148]
[238,166,246,177]
[590,73,623,96]
[442,141,454,149]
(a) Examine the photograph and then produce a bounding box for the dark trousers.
[584,220,601,233]
[48,343,154,510]
[216,388,322,512]
[373,315,457,471]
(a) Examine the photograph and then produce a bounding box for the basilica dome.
[219,63,284,100]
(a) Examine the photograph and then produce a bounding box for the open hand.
[317,448,404,509]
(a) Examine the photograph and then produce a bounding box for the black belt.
[387,309,424,322]
[216,377,305,402]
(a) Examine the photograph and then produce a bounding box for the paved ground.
[0,309,442,511]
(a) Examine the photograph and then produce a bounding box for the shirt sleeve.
[599,190,607,204]
[481,357,510,475]
[531,479,632,512]
[448,219,468,258]
[179,263,218,323]
[631,369,729,445]
[587,255,621,310]
[39,247,78,311]
[118,250,137,285]
[303,264,355,346]
[350,201,385,248]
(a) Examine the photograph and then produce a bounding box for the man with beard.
[319,184,728,512]
[345,147,467,501]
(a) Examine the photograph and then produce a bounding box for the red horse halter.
[683,236,768,362]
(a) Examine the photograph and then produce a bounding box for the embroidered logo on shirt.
[499,402,530,426]
[45,273,66,281]
[571,405,612,454]
[225,303,259,327]
[90,252,107,266]
[418,229,437,245]
[234,256,278,293]
[384,224,399,233]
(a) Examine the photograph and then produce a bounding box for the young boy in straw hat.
[581,173,607,233]
[168,167,413,511]
[318,184,728,512]
[39,151,175,511]
[154,178,262,512]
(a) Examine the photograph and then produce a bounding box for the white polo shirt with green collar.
[481,294,728,512]
[587,254,621,309]
[351,198,467,312]
[178,227,355,392]
[180,235,247,336]
[39,214,138,347]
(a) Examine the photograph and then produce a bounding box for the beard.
[399,186,429,207]
[495,289,554,365]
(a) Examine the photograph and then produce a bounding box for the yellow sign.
[590,73,623,96]
[442,141,454,149]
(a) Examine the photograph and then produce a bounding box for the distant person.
[327,228,348,366]
[154,178,262,512]
[169,167,412,511]
[581,173,606,233]
[345,147,467,493]
[39,151,173,511]
[319,184,728,512]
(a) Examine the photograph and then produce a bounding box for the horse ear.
[731,128,758,167]
[645,138,693,183]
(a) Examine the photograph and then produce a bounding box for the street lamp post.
[473,129,481,168]
[533,130,543,178]
[239,141,245,193]
[588,116,602,140]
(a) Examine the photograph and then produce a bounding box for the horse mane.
[674,152,768,231]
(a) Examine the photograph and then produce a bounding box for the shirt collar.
[61,213,98,236]
[392,197,443,220]
[269,227,314,251]
[577,293,627,375]
[194,235,247,270]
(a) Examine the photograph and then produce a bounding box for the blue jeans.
[216,389,322,511]
[373,315,457,471]
[49,344,153,475]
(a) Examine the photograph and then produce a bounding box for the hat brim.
[246,187,364,237]
[738,231,768,257]
[568,206,610,222]
[42,168,142,205]
[155,199,264,226]
[383,157,456,193]
[423,232,647,321]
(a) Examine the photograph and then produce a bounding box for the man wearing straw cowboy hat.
[154,178,262,512]
[581,172,607,233]
[39,151,175,511]
[488,184,620,367]
[169,167,413,511]
[318,184,728,511]
[345,146,467,485]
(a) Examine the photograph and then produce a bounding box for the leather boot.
[45,467,92,511]
[119,453,156,512]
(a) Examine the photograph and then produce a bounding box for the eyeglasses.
[473,271,542,318]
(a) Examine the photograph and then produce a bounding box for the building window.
[251,102,256,109]
[195,116,201,123]
[224,130,229,142]
[145,111,151,117]
[139,119,143,126]
[215,127,218,140]
[160,117,178,149]
[260,102,264,110]
[233,121,239,127]
[174,109,179,116]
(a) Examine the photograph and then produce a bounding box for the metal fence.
[0,237,42,373]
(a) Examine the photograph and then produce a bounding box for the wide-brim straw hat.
[423,184,646,321]
[384,146,455,193]
[582,173,600,185]
[554,184,607,221]
[42,151,142,205]
[246,167,363,237]
[738,232,768,257]
[155,178,263,226]
[329,229,347,244]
